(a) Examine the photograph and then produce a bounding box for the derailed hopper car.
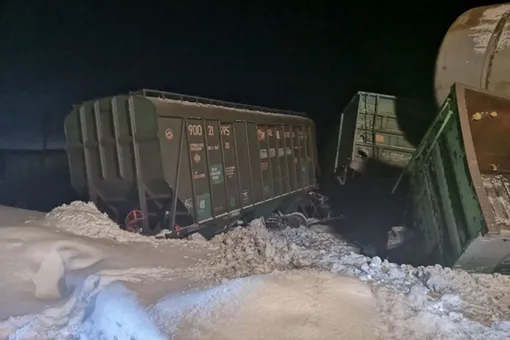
[325,91,434,183]
[396,84,510,273]
[64,89,318,237]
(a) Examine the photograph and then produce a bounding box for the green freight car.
[318,91,435,256]
[64,89,319,237]
[326,91,434,183]
[397,83,510,274]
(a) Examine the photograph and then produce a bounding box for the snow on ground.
[196,219,510,339]
[0,205,43,225]
[0,202,509,339]
[0,204,214,334]
[149,270,377,340]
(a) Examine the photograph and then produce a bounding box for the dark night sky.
[0,0,496,149]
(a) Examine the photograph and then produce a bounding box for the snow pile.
[41,201,148,242]
[200,218,357,281]
[40,201,213,251]
[363,263,510,339]
[281,224,360,253]
[40,201,183,247]
[194,219,510,339]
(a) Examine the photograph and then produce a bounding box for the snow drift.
[1,270,377,340]
[0,203,509,340]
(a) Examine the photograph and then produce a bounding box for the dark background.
[0,0,496,150]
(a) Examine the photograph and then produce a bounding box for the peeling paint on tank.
[495,19,510,52]
[469,5,510,54]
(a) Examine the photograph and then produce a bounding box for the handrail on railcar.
[129,88,307,117]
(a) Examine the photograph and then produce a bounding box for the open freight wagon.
[64,89,318,237]
[397,83,510,274]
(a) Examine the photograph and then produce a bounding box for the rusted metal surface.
[464,87,510,175]
[435,3,510,106]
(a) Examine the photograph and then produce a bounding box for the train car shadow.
[322,159,407,258]
[317,95,438,262]
[393,96,437,148]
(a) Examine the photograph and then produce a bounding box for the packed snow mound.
[42,201,135,240]
[41,201,174,245]
[194,218,510,339]
[40,201,213,248]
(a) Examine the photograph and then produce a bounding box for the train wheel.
[287,212,308,228]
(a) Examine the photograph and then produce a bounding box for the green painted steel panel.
[404,83,510,273]
[332,91,435,175]
[64,89,318,237]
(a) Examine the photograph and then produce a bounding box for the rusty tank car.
[435,3,510,105]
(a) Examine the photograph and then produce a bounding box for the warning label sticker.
[210,164,224,185]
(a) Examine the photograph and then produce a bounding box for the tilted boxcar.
[327,91,434,181]
[64,89,318,237]
[398,83,510,273]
